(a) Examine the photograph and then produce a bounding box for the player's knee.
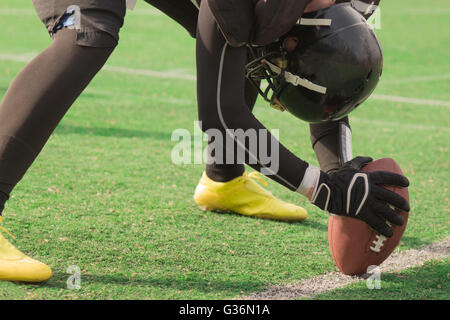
[41,3,124,50]
[52,27,119,52]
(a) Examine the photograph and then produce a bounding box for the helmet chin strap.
[262,59,327,94]
[296,18,332,26]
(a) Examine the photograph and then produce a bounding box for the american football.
[328,158,410,276]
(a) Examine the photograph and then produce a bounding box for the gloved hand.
[311,156,410,237]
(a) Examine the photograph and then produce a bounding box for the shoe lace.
[241,171,276,198]
[0,216,16,240]
[246,171,269,187]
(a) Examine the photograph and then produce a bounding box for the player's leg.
[0,29,116,211]
[309,117,352,173]
[0,0,125,282]
[204,79,258,182]
[144,0,252,182]
[194,0,308,221]
[143,0,307,221]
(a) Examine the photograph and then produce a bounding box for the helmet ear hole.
[283,37,299,52]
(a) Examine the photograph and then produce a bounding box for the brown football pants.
[0,29,115,213]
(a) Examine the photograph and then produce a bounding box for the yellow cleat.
[194,171,308,221]
[0,217,52,283]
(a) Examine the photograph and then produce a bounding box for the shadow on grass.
[400,235,434,249]
[54,124,172,140]
[204,209,328,231]
[299,219,328,232]
[40,271,267,296]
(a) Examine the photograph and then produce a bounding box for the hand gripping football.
[328,158,410,275]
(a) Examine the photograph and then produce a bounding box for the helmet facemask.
[245,3,383,123]
[245,46,289,112]
[245,36,329,113]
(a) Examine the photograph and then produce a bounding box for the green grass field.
[0,0,448,300]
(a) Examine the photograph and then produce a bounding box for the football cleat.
[194,171,308,221]
[0,217,52,283]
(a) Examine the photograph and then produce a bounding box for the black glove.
[312,156,410,237]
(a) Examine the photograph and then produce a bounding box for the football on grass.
[328,158,410,276]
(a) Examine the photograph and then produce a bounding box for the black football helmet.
[245,3,383,123]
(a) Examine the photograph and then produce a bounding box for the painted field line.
[0,9,36,16]
[1,52,449,111]
[381,74,450,84]
[351,117,450,132]
[79,89,450,133]
[0,53,33,63]
[130,8,164,16]
[0,53,196,81]
[242,237,450,300]
[372,94,450,108]
[397,8,450,15]
[102,65,196,81]
[3,52,450,91]
[3,6,447,17]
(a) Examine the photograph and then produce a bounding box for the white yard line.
[381,74,450,84]
[351,117,450,132]
[1,52,449,128]
[130,8,164,16]
[0,9,36,15]
[396,8,450,15]
[102,65,196,81]
[4,52,450,91]
[80,90,450,132]
[0,53,196,81]
[6,82,446,133]
[0,53,33,63]
[371,94,450,108]
[242,237,450,300]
